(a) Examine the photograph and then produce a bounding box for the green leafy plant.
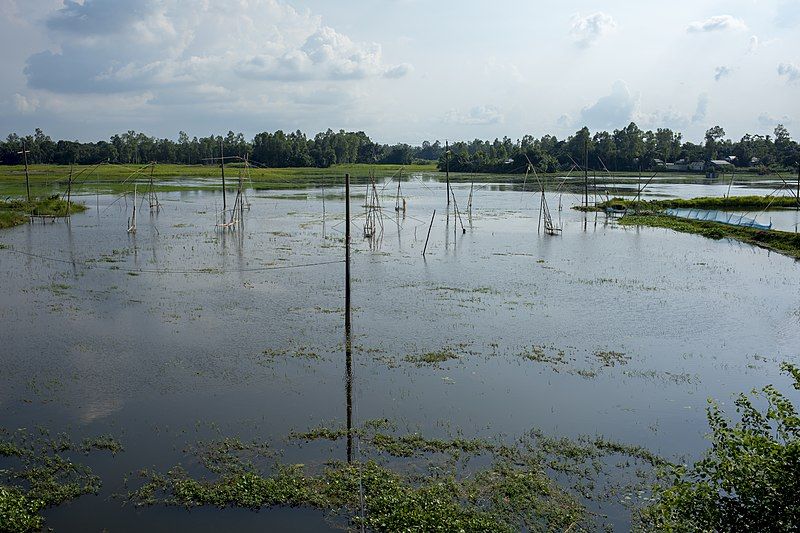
[640,363,800,531]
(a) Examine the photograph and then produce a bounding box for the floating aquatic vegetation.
[404,348,460,366]
[594,351,630,367]
[0,429,122,532]
[130,423,666,532]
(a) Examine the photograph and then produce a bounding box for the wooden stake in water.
[19,140,31,202]
[67,163,73,217]
[445,141,451,206]
[128,185,137,234]
[423,210,436,256]
[220,139,227,212]
[344,173,353,463]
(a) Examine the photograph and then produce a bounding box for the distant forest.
[1,123,797,174]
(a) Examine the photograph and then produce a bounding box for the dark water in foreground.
[1,178,799,530]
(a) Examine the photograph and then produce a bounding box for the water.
[1,176,799,530]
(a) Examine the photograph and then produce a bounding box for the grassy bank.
[0,197,86,229]
[0,163,436,196]
[578,195,800,213]
[619,214,800,259]
[1,164,794,197]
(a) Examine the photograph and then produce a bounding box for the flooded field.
[1,175,799,530]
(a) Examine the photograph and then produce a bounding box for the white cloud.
[748,35,759,53]
[714,66,733,81]
[758,112,792,127]
[580,81,637,129]
[778,63,800,83]
[25,0,404,93]
[13,93,39,113]
[383,63,414,79]
[444,105,504,126]
[692,93,709,124]
[687,15,747,33]
[570,12,617,48]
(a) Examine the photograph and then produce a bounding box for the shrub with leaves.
[640,362,800,531]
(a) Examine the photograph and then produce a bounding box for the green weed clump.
[133,422,668,531]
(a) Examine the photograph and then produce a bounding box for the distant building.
[665,158,689,171]
[688,161,705,172]
[706,159,734,179]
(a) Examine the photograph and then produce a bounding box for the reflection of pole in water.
[344,173,353,463]
[65,218,78,278]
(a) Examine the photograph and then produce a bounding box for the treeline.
[438,124,799,174]
[0,129,437,168]
[1,123,798,173]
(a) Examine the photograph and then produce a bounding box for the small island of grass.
[0,196,86,229]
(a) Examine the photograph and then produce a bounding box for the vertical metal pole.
[344,173,353,464]
[22,140,31,202]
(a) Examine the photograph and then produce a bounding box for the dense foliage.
[439,124,800,174]
[2,123,797,173]
[640,363,800,531]
[0,128,427,168]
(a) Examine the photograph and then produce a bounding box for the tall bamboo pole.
[344,173,353,463]
[21,140,31,202]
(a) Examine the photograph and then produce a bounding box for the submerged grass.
[619,214,800,259]
[0,429,122,532]
[404,348,460,366]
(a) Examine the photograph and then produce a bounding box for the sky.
[0,0,798,144]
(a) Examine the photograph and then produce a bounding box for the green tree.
[704,126,726,159]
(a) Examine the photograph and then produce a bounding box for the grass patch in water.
[132,423,666,531]
[594,350,630,367]
[0,211,27,229]
[261,347,320,361]
[518,345,568,366]
[0,430,121,532]
[404,348,459,366]
[0,196,86,229]
[576,195,800,212]
[619,214,800,259]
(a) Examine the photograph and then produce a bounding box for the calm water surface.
[1,176,799,530]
